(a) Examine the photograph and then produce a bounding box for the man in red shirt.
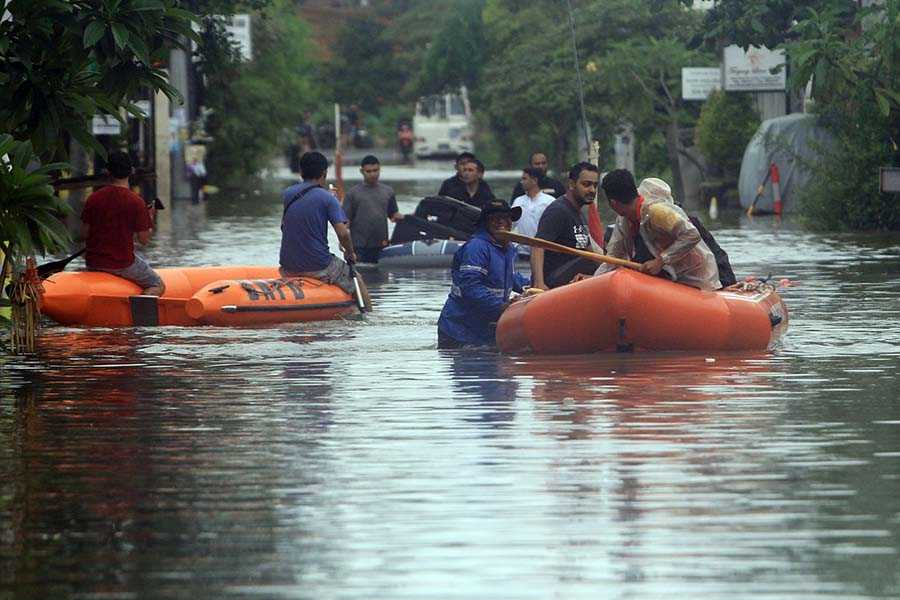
[81,151,165,296]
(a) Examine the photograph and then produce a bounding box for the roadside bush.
[696,90,759,177]
[798,103,899,231]
[200,0,323,182]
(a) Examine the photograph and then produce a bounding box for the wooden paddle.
[746,165,772,217]
[347,262,371,312]
[495,231,642,270]
[36,248,86,279]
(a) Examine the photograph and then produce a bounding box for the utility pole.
[168,46,192,200]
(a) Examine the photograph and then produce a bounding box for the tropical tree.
[479,0,707,180]
[0,0,197,344]
[479,0,591,171]
[198,0,322,180]
[416,0,486,96]
[695,91,760,179]
[330,14,405,112]
[699,0,900,230]
[601,35,711,203]
[787,2,900,229]
[382,0,461,99]
[692,0,857,51]
[0,136,71,290]
[0,0,196,162]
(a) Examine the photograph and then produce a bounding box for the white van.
[413,87,473,159]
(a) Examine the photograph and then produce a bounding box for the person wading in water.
[437,199,532,348]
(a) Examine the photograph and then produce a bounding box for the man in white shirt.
[511,167,555,256]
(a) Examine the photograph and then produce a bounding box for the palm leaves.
[0,135,72,259]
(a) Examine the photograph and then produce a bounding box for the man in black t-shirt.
[437,157,493,209]
[509,151,567,201]
[531,162,600,289]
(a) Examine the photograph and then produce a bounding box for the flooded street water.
[2,170,900,599]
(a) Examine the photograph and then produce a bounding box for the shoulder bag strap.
[281,184,320,226]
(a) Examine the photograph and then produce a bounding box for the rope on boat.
[9,257,42,355]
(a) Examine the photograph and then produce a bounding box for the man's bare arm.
[333,221,357,263]
[531,247,547,290]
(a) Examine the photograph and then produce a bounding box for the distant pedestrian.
[81,151,165,296]
[439,152,494,208]
[438,157,493,210]
[344,155,404,263]
[299,111,317,151]
[511,167,555,256]
[509,152,566,201]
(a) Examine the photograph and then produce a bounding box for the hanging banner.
[723,45,786,91]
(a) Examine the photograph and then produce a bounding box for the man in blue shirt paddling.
[280,151,361,297]
[437,198,531,348]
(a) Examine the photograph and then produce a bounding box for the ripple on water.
[2,211,900,599]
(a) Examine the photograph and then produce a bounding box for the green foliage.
[416,0,486,96]
[588,6,710,200]
[480,1,580,170]
[0,136,72,258]
[788,3,900,121]
[798,104,899,231]
[0,0,197,162]
[363,105,414,145]
[699,0,899,230]
[601,35,710,128]
[478,0,707,175]
[789,1,900,230]
[199,0,323,181]
[695,91,760,176]
[380,0,457,100]
[695,0,857,50]
[330,15,405,112]
[633,128,671,181]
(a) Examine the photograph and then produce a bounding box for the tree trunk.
[66,138,91,247]
[551,123,568,177]
[665,118,686,205]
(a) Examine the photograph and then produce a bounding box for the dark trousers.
[438,329,466,349]
[546,257,597,289]
[355,247,382,264]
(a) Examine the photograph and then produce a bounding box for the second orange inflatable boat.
[497,268,788,354]
[40,266,358,327]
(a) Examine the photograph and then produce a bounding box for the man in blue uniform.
[437,199,530,348]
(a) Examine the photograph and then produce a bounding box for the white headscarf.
[638,177,674,204]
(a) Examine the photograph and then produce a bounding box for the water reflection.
[3,196,900,598]
[443,350,517,429]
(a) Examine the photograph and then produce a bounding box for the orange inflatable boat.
[497,268,788,354]
[40,266,358,327]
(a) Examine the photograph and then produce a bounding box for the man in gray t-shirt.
[343,155,403,263]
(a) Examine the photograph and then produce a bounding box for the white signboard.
[724,45,786,91]
[682,67,722,101]
[91,115,121,135]
[192,14,252,62]
[880,167,900,193]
